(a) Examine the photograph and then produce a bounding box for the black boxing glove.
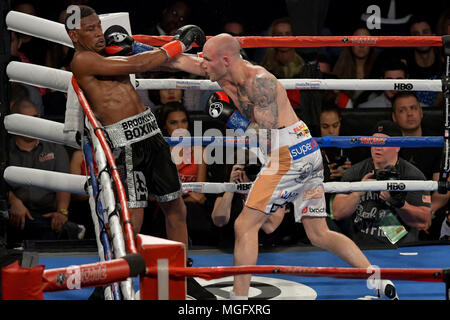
[161,24,206,59]
[104,25,153,56]
[206,91,249,132]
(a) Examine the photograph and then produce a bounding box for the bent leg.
[233,205,269,297]
[302,216,371,268]
[159,197,188,247]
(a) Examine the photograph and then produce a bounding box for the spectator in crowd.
[392,92,441,180]
[332,120,431,246]
[332,26,377,103]
[10,32,44,115]
[261,17,305,79]
[358,59,408,109]
[146,72,185,113]
[260,17,305,108]
[391,91,445,240]
[45,8,73,71]
[211,155,289,248]
[12,1,48,67]
[68,150,96,240]
[142,0,191,36]
[6,99,84,248]
[318,104,353,234]
[406,15,443,107]
[319,104,352,183]
[321,72,354,109]
[436,8,450,36]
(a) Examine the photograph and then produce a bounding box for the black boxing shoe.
[375,280,399,300]
[186,258,216,300]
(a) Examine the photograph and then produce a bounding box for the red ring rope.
[132,35,444,48]
[146,265,447,282]
[40,262,448,292]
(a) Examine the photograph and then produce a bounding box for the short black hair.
[321,103,342,119]
[392,92,420,111]
[380,58,408,78]
[408,14,433,33]
[64,5,96,33]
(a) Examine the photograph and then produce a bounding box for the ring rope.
[134,34,446,48]
[71,77,137,255]
[146,265,448,283]
[3,167,447,194]
[83,136,121,299]
[5,10,446,49]
[6,61,445,93]
[40,260,448,293]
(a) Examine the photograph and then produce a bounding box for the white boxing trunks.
[245,120,327,222]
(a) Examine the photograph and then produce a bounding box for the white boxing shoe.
[375,280,399,300]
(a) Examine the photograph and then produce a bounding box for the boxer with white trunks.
[171,33,399,300]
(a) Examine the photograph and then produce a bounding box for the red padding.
[2,261,44,300]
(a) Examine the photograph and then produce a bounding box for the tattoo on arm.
[250,75,278,129]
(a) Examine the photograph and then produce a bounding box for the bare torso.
[218,63,298,130]
[71,51,146,126]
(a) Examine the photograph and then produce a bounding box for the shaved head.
[206,33,242,58]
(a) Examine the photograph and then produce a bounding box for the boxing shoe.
[375,280,399,300]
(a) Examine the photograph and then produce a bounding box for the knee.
[161,198,187,218]
[306,228,329,249]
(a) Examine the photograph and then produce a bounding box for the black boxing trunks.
[104,108,182,207]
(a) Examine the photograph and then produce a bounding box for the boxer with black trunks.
[168,33,399,300]
[64,5,218,299]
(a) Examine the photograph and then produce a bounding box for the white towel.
[63,82,84,146]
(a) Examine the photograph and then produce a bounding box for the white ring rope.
[3,166,440,194]
[7,61,443,92]
[4,114,79,149]
[136,78,443,92]
[6,10,132,48]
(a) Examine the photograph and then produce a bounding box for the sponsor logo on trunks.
[303,186,324,200]
[39,152,55,162]
[279,190,299,202]
[301,206,326,214]
[394,83,413,91]
[121,114,159,141]
[359,137,387,145]
[386,182,405,191]
[289,123,310,138]
[289,139,319,160]
[134,171,148,201]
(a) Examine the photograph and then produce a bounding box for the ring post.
[136,234,186,300]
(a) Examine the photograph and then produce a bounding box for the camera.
[243,163,261,181]
[331,154,347,167]
[374,165,399,181]
[324,149,347,167]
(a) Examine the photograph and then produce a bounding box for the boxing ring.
[1,10,450,300]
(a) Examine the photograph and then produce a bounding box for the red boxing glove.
[161,24,206,59]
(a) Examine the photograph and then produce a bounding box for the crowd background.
[2,0,450,252]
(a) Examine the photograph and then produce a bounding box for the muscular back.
[219,64,298,130]
[71,50,166,126]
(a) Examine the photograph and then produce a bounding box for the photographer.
[211,162,286,248]
[319,104,352,182]
[332,120,431,246]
